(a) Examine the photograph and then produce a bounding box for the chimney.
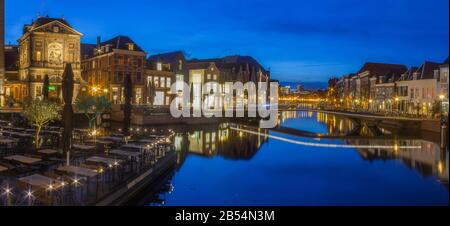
[97,36,101,48]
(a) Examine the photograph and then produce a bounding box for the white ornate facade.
[8,16,84,102]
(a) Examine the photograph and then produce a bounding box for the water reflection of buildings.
[281,111,356,135]
[281,111,314,123]
[349,138,448,185]
[281,111,392,136]
[173,124,269,166]
[280,111,448,185]
[316,112,357,135]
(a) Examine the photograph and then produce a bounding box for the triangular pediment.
[31,20,83,36]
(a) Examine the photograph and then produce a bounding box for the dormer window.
[53,26,59,33]
[127,43,135,51]
[157,62,162,71]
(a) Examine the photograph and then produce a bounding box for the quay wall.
[95,151,176,206]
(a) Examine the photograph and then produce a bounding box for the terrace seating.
[0,122,176,205]
[56,165,98,178]
[0,163,11,174]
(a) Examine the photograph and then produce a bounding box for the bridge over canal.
[282,109,441,134]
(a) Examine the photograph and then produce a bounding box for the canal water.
[141,111,449,206]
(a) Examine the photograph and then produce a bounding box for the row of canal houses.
[334,58,449,117]
[1,16,270,110]
[80,37,270,109]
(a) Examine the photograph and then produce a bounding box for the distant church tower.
[0,0,5,107]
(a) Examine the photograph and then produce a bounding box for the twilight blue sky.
[4,0,449,82]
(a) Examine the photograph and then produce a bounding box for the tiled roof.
[31,16,72,28]
[187,62,213,70]
[148,51,184,62]
[189,55,268,74]
[358,62,407,76]
[80,43,96,59]
[23,16,73,34]
[80,36,144,59]
[100,35,144,52]
[382,70,403,83]
[415,61,440,80]
[398,67,418,81]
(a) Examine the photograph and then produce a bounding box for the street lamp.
[91,86,100,95]
[354,99,360,112]
[394,97,400,115]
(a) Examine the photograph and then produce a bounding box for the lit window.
[160,77,166,88]
[157,62,162,71]
[166,96,170,105]
[154,77,159,88]
[176,74,184,91]
[213,74,217,80]
[207,74,211,80]
[53,26,59,33]
[135,88,142,104]
[112,87,119,104]
[154,91,164,106]
[128,43,135,51]
[35,85,42,98]
[36,51,42,61]
[179,60,183,70]
[166,77,171,88]
[147,76,153,86]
